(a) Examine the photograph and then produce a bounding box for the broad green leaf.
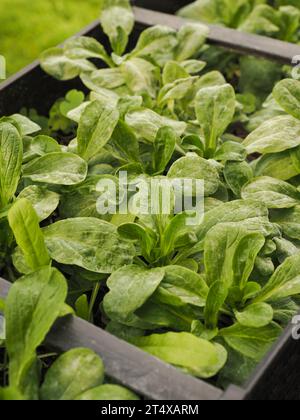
[85,68,126,90]
[0,122,23,207]
[8,199,50,271]
[273,78,300,120]
[77,100,119,161]
[175,23,209,62]
[196,199,270,243]
[195,84,236,156]
[130,25,178,67]
[131,332,227,379]
[254,252,300,302]
[76,384,139,401]
[136,300,195,331]
[219,322,282,361]
[235,303,273,328]
[162,61,189,85]
[168,154,220,196]
[214,141,247,162]
[204,281,228,330]
[204,223,265,288]
[181,59,206,74]
[125,109,187,142]
[110,120,140,163]
[158,76,198,106]
[43,218,135,274]
[23,135,61,163]
[274,237,300,262]
[99,0,134,55]
[22,152,87,185]
[152,127,177,175]
[156,265,208,308]
[40,47,96,81]
[18,186,60,221]
[224,161,253,197]
[122,58,159,98]
[254,148,300,181]
[6,267,67,388]
[104,265,165,324]
[64,36,113,67]
[161,212,198,257]
[40,348,104,401]
[242,176,300,209]
[4,114,41,136]
[271,206,300,241]
[243,115,300,154]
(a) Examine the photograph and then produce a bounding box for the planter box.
[1,7,300,401]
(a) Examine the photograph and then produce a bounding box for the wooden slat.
[134,7,300,64]
[0,277,223,401]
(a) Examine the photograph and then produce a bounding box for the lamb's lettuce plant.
[1,0,300,391]
[0,266,138,401]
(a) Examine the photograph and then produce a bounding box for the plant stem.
[88,282,101,323]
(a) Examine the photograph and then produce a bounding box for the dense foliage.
[1,0,300,397]
[178,0,300,43]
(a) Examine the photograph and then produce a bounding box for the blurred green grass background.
[0,0,100,76]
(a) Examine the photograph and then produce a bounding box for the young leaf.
[77,100,119,161]
[75,295,89,321]
[8,199,50,271]
[204,223,265,289]
[195,84,236,156]
[118,223,157,260]
[204,281,229,330]
[99,0,134,55]
[254,252,300,302]
[131,332,227,379]
[152,127,177,175]
[5,267,67,389]
[0,122,23,207]
[22,153,87,185]
[43,218,136,274]
[40,348,104,401]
